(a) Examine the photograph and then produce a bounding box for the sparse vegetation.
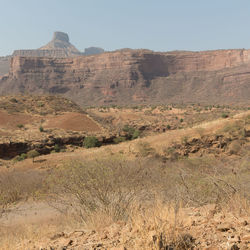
[39,125,44,132]
[83,136,100,148]
[0,97,249,249]
[122,125,141,139]
[221,113,229,118]
[27,150,40,163]
[17,124,24,129]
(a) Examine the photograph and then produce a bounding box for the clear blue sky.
[1,0,250,55]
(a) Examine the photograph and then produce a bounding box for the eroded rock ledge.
[1,49,250,105]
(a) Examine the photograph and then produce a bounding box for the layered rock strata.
[1,49,250,105]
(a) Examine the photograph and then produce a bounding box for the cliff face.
[1,49,250,105]
[0,56,11,76]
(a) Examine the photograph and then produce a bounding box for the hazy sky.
[1,0,250,55]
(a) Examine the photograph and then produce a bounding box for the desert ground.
[0,95,249,249]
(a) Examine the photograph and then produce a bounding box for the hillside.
[0,49,250,106]
[1,110,249,249]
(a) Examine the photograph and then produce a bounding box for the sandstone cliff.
[1,49,250,105]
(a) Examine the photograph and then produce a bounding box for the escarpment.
[0,49,250,106]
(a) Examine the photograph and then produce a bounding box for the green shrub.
[123,125,141,140]
[10,98,18,103]
[132,129,141,139]
[113,136,126,144]
[221,113,229,118]
[83,136,100,148]
[27,150,40,163]
[39,126,44,132]
[17,124,24,129]
[54,144,61,152]
[13,153,27,162]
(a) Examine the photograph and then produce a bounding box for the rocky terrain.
[0,110,249,249]
[18,204,250,249]
[0,49,250,106]
[0,95,246,160]
[0,95,107,159]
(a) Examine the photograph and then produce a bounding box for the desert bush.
[39,126,44,132]
[10,97,18,103]
[136,141,155,157]
[13,153,27,162]
[17,124,24,129]
[113,136,126,144]
[122,125,141,139]
[132,129,141,139]
[83,136,100,148]
[47,157,156,222]
[221,113,229,118]
[181,135,189,144]
[54,144,61,152]
[27,150,40,163]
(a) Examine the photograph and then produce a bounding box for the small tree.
[54,144,60,152]
[27,150,40,163]
[39,126,44,132]
[83,136,100,148]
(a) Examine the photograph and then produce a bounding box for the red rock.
[1,49,250,106]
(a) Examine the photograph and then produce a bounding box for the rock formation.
[0,56,11,76]
[0,32,105,76]
[0,49,250,106]
[13,31,81,58]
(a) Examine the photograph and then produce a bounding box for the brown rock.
[217,223,233,232]
[241,234,250,242]
[1,49,250,106]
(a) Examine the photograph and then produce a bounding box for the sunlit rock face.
[1,49,250,106]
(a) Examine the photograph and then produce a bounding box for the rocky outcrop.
[0,56,11,76]
[12,31,105,58]
[1,49,250,105]
[13,31,81,58]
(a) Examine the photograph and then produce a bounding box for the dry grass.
[0,110,249,249]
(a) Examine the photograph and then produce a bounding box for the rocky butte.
[0,47,250,106]
[0,31,104,75]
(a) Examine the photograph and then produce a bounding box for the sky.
[1,0,250,56]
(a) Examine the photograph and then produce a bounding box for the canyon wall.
[0,49,250,105]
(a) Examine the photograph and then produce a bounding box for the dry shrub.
[129,200,195,249]
[227,140,242,155]
[0,170,45,217]
[46,152,250,226]
[136,141,156,157]
[47,156,160,224]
